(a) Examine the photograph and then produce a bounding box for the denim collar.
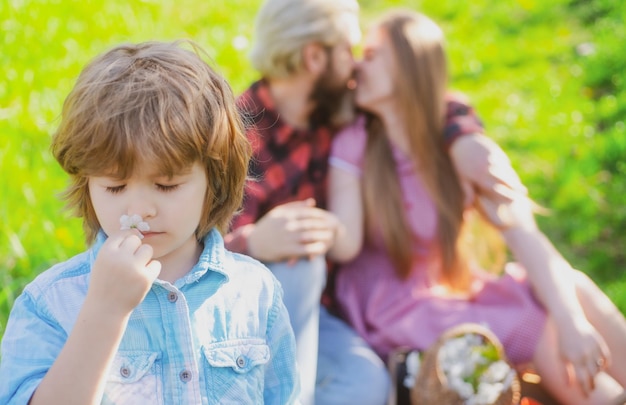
[88,228,228,288]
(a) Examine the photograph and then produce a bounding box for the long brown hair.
[362,11,470,289]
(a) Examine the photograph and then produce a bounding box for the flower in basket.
[404,350,422,389]
[438,331,516,405]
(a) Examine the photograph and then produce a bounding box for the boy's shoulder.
[22,249,92,299]
[222,250,283,290]
[224,250,276,280]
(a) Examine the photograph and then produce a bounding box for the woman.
[327,9,626,404]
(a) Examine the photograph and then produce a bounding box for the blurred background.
[1,0,625,340]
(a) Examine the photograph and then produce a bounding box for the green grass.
[0,0,260,337]
[2,0,625,341]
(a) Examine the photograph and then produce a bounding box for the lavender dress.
[329,116,547,365]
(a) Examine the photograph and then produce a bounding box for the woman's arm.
[326,164,363,263]
[478,189,609,395]
[452,134,582,302]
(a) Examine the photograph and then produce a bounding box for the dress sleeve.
[444,92,485,148]
[329,115,368,177]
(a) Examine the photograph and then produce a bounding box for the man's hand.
[450,133,527,208]
[247,198,339,263]
[88,230,161,317]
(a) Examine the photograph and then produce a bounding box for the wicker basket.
[411,323,521,405]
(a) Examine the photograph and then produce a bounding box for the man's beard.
[308,65,356,129]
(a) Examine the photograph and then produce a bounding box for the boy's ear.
[302,42,329,75]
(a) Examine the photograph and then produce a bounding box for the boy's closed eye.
[155,184,179,192]
[106,185,125,194]
[105,183,181,194]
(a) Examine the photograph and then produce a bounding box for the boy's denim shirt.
[0,228,300,404]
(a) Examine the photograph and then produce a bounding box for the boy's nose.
[127,193,156,219]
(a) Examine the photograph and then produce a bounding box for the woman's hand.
[557,315,611,396]
[449,133,527,208]
[475,192,537,231]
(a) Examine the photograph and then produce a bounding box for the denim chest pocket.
[102,351,163,405]
[202,339,270,403]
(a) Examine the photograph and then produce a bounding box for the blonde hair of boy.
[250,0,360,78]
[51,40,252,244]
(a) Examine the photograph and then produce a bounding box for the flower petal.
[119,214,149,231]
[120,214,132,230]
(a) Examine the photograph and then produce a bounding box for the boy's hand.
[87,230,161,316]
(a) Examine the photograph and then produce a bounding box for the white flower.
[120,214,150,232]
[481,360,514,384]
[448,377,474,399]
[436,330,514,405]
[475,381,504,404]
[403,351,422,389]
[439,336,484,379]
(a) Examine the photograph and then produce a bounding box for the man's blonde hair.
[51,40,252,244]
[250,0,360,78]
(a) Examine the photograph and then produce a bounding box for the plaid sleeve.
[225,89,267,253]
[443,93,485,148]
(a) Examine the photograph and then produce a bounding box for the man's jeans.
[268,257,390,405]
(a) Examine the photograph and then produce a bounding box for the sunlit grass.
[2,0,624,340]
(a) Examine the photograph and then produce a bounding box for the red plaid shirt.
[225,80,484,253]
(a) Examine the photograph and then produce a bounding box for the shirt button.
[236,356,246,368]
[120,366,131,378]
[167,292,178,303]
[179,369,192,382]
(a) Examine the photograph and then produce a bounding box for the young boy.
[0,40,300,404]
